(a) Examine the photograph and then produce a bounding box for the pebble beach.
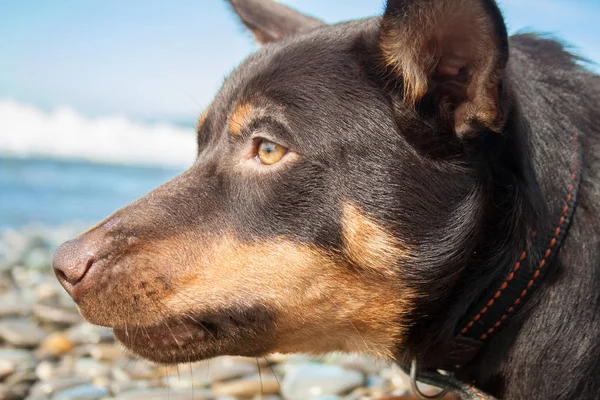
[0,226,429,400]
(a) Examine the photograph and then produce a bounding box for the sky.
[0,0,599,125]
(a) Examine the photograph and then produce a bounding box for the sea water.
[0,100,195,230]
[0,157,183,230]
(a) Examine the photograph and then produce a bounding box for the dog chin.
[112,315,272,364]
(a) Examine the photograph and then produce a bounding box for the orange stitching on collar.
[477,133,580,341]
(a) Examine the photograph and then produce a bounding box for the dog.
[52,0,600,398]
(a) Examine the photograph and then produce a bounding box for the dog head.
[54,0,511,365]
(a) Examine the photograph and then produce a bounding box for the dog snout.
[53,237,98,296]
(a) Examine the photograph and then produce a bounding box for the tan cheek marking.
[164,233,415,360]
[342,202,412,275]
[228,103,255,136]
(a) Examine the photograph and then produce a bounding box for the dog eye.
[255,139,287,165]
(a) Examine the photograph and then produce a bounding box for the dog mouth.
[113,310,274,364]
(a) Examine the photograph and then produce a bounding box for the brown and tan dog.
[53,0,600,399]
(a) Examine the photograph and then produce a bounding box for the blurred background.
[0,1,598,399]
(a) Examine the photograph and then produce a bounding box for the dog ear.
[227,0,325,44]
[380,0,509,136]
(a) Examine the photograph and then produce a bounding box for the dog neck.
[401,38,590,398]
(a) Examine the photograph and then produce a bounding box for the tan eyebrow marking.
[228,103,255,136]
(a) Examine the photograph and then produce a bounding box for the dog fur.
[53,1,600,398]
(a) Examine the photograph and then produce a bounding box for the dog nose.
[53,238,97,296]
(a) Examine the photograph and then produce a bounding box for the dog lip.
[112,317,215,361]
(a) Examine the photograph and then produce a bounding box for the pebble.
[163,357,257,387]
[39,333,75,356]
[0,382,30,400]
[281,363,364,400]
[51,384,109,400]
[11,266,45,289]
[212,374,279,397]
[66,324,114,345]
[0,349,36,381]
[109,379,152,395]
[34,282,61,301]
[322,353,383,375]
[89,343,123,361]
[0,318,47,347]
[0,359,15,380]
[0,292,33,317]
[73,358,111,380]
[29,377,91,397]
[34,304,83,325]
[113,388,212,400]
[115,359,156,380]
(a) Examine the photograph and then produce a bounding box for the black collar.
[405,133,584,400]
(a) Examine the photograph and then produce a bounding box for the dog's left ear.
[380,0,509,136]
[228,0,325,45]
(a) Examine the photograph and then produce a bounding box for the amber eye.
[255,139,287,165]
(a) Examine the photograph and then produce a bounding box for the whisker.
[165,365,171,399]
[163,319,183,351]
[256,358,264,400]
[188,360,194,400]
[323,292,373,353]
[264,356,281,392]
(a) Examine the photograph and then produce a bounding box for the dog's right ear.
[227,0,325,44]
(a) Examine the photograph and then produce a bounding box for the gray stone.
[116,359,156,380]
[0,349,35,377]
[4,367,37,386]
[281,363,364,400]
[0,292,34,317]
[51,385,109,400]
[109,380,152,396]
[11,266,45,289]
[383,364,411,392]
[0,382,30,400]
[23,248,52,270]
[212,373,280,397]
[322,354,384,375]
[34,304,83,325]
[0,318,47,347]
[34,282,61,301]
[73,358,111,380]
[0,275,14,293]
[163,357,257,387]
[66,324,113,345]
[113,388,213,400]
[110,367,132,383]
[36,361,60,381]
[305,397,341,400]
[0,359,14,380]
[0,348,35,363]
[272,354,314,376]
[29,377,90,396]
[366,374,387,389]
[89,343,123,361]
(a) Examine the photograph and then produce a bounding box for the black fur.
[54,1,600,398]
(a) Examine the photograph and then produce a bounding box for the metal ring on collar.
[409,359,449,400]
